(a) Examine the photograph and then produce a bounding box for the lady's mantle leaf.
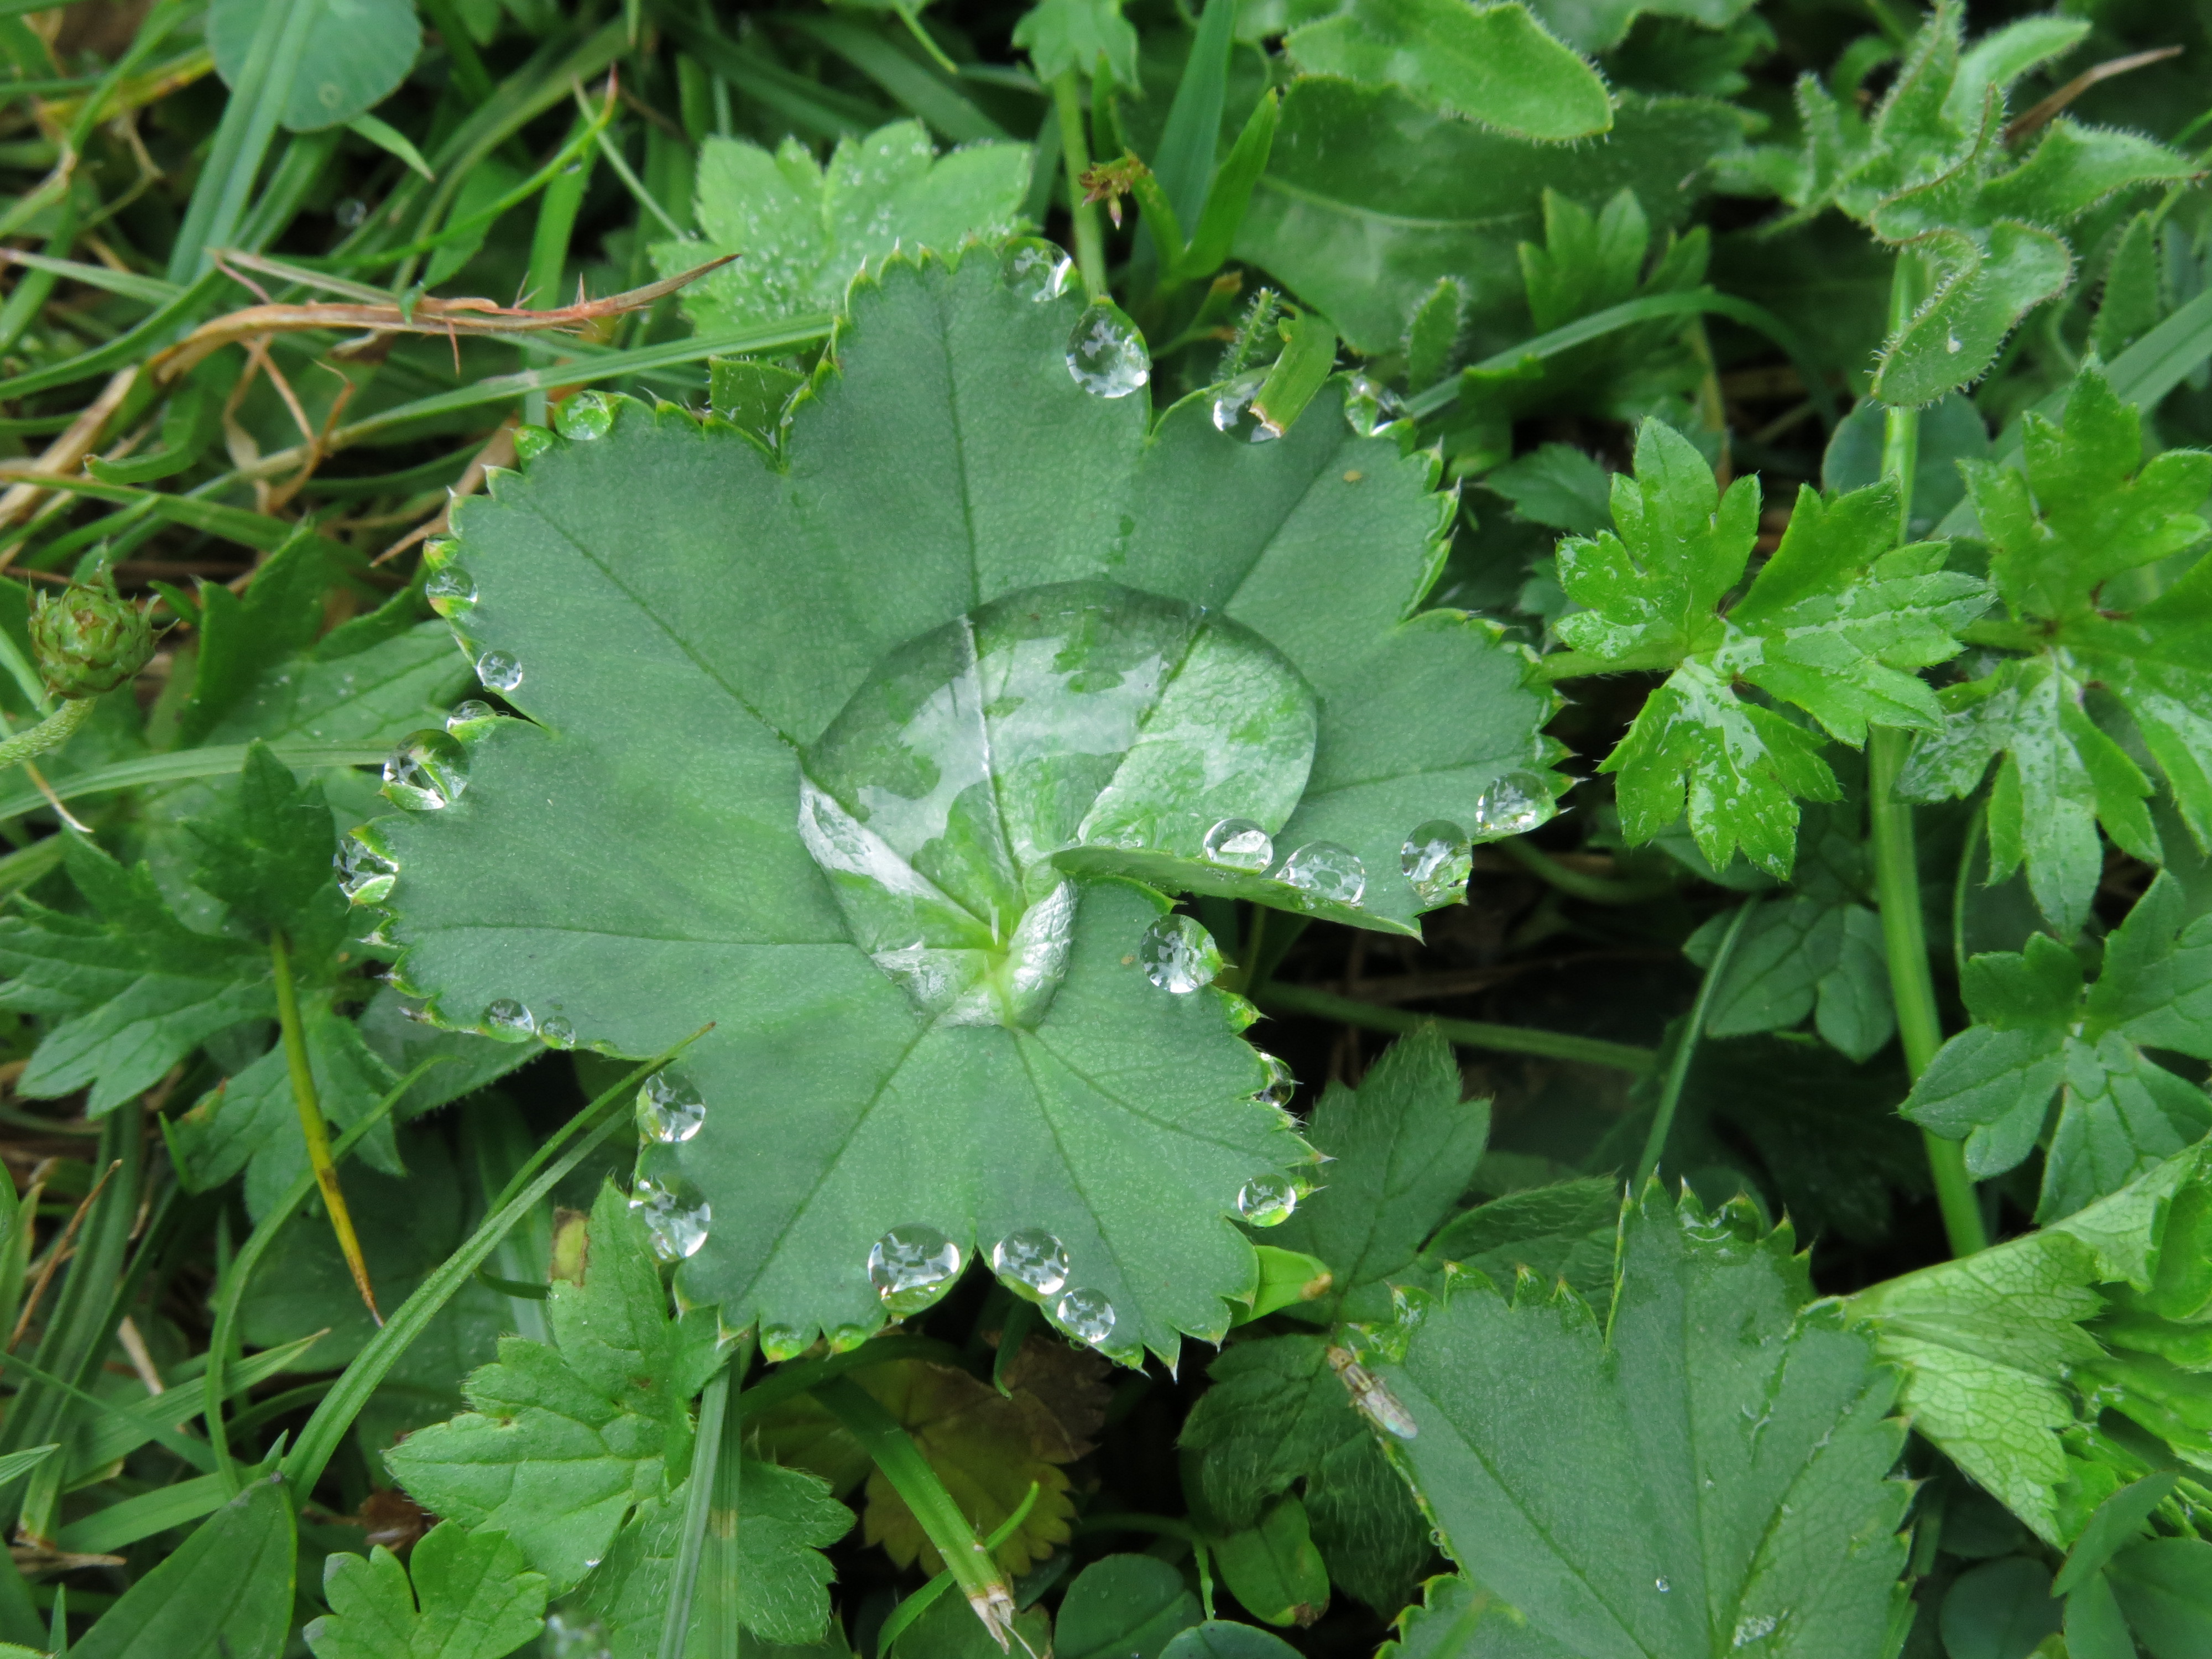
[1901,368,2212,936]
[371,247,1551,1361]
[1902,873,2212,1218]
[305,1522,548,1659]
[1365,1188,1911,1658]
[654,121,1031,336]
[569,1460,853,1653]
[1012,0,1140,86]
[1848,1146,2212,1547]
[1558,419,1986,875]
[383,1185,725,1592]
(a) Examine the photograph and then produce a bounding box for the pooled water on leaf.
[483,998,534,1039]
[868,1224,963,1314]
[335,832,397,905]
[637,1068,707,1142]
[1401,820,1472,908]
[1733,1613,1780,1647]
[382,728,468,811]
[631,1173,712,1261]
[992,1228,1070,1297]
[1139,914,1220,993]
[797,581,1316,1025]
[476,650,523,693]
[1001,238,1073,302]
[1055,1287,1115,1346]
[1280,842,1366,906]
[425,562,476,615]
[1236,1173,1298,1227]
[1065,301,1149,398]
[1471,770,1556,839]
[1202,818,1274,872]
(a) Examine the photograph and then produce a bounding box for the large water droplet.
[868,1225,963,1315]
[1280,842,1365,906]
[1211,369,1278,441]
[1066,301,1149,398]
[334,833,398,906]
[1237,1173,1298,1227]
[1343,374,1399,439]
[382,728,469,810]
[1055,1287,1116,1345]
[483,999,535,1039]
[1471,771,1555,839]
[425,563,477,615]
[992,1229,1070,1298]
[556,392,614,440]
[637,1068,707,1144]
[476,651,523,693]
[631,1173,711,1260]
[1202,817,1273,872]
[536,1015,577,1049]
[1254,1051,1295,1107]
[446,698,495,733]
[1001,238,1072,302]
[1139,914,1220,993]
[1401,820,1472,908]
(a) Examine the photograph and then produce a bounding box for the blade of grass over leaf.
[1635,898,1756,1186]
[815,1376,1019,1648]
[281,1031,708,1497]
[875,1481,1046,1655]
[269,931,379,1324]
[201,1058,448,1492]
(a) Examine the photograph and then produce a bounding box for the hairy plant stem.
[1872,249,1987,1257]
[0,696,92,775]
[1051,71,1107,300]
[1635,898,1756,1187]
[269,931,381,1322]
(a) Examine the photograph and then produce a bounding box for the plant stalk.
[1872,245,1987,1258]
[1256,983,1657,1073]
[269,932,380,1322]
[0,697,93,775]
[1635,898,1757,1187]
[1051,70,1107,300]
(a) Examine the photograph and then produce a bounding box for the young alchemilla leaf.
[383,1185,726,1592]
[1284,1,1612,142]
[1902,874,2212,1219]
[1848,1146,2212,1546]
[1185,1031,1485,1613]
[186,738,347,950]
[1717,6,2190,404]
[1522,0,1759,54]
[371,247,1553,1361]
[655,122,1031,336]
[1557,420,1986,874]
[567,1460,853,1653]
[1364,1188,1911,1657]
[1900,368,2212,935]
[0,834,270,1113]
[1011,0,1139,87]
[1266,1028,1490,1326]
[305,1522,548,1659]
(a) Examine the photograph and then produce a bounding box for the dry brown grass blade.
[147,253,738,385]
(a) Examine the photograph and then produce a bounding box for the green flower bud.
[28,573,158,699]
